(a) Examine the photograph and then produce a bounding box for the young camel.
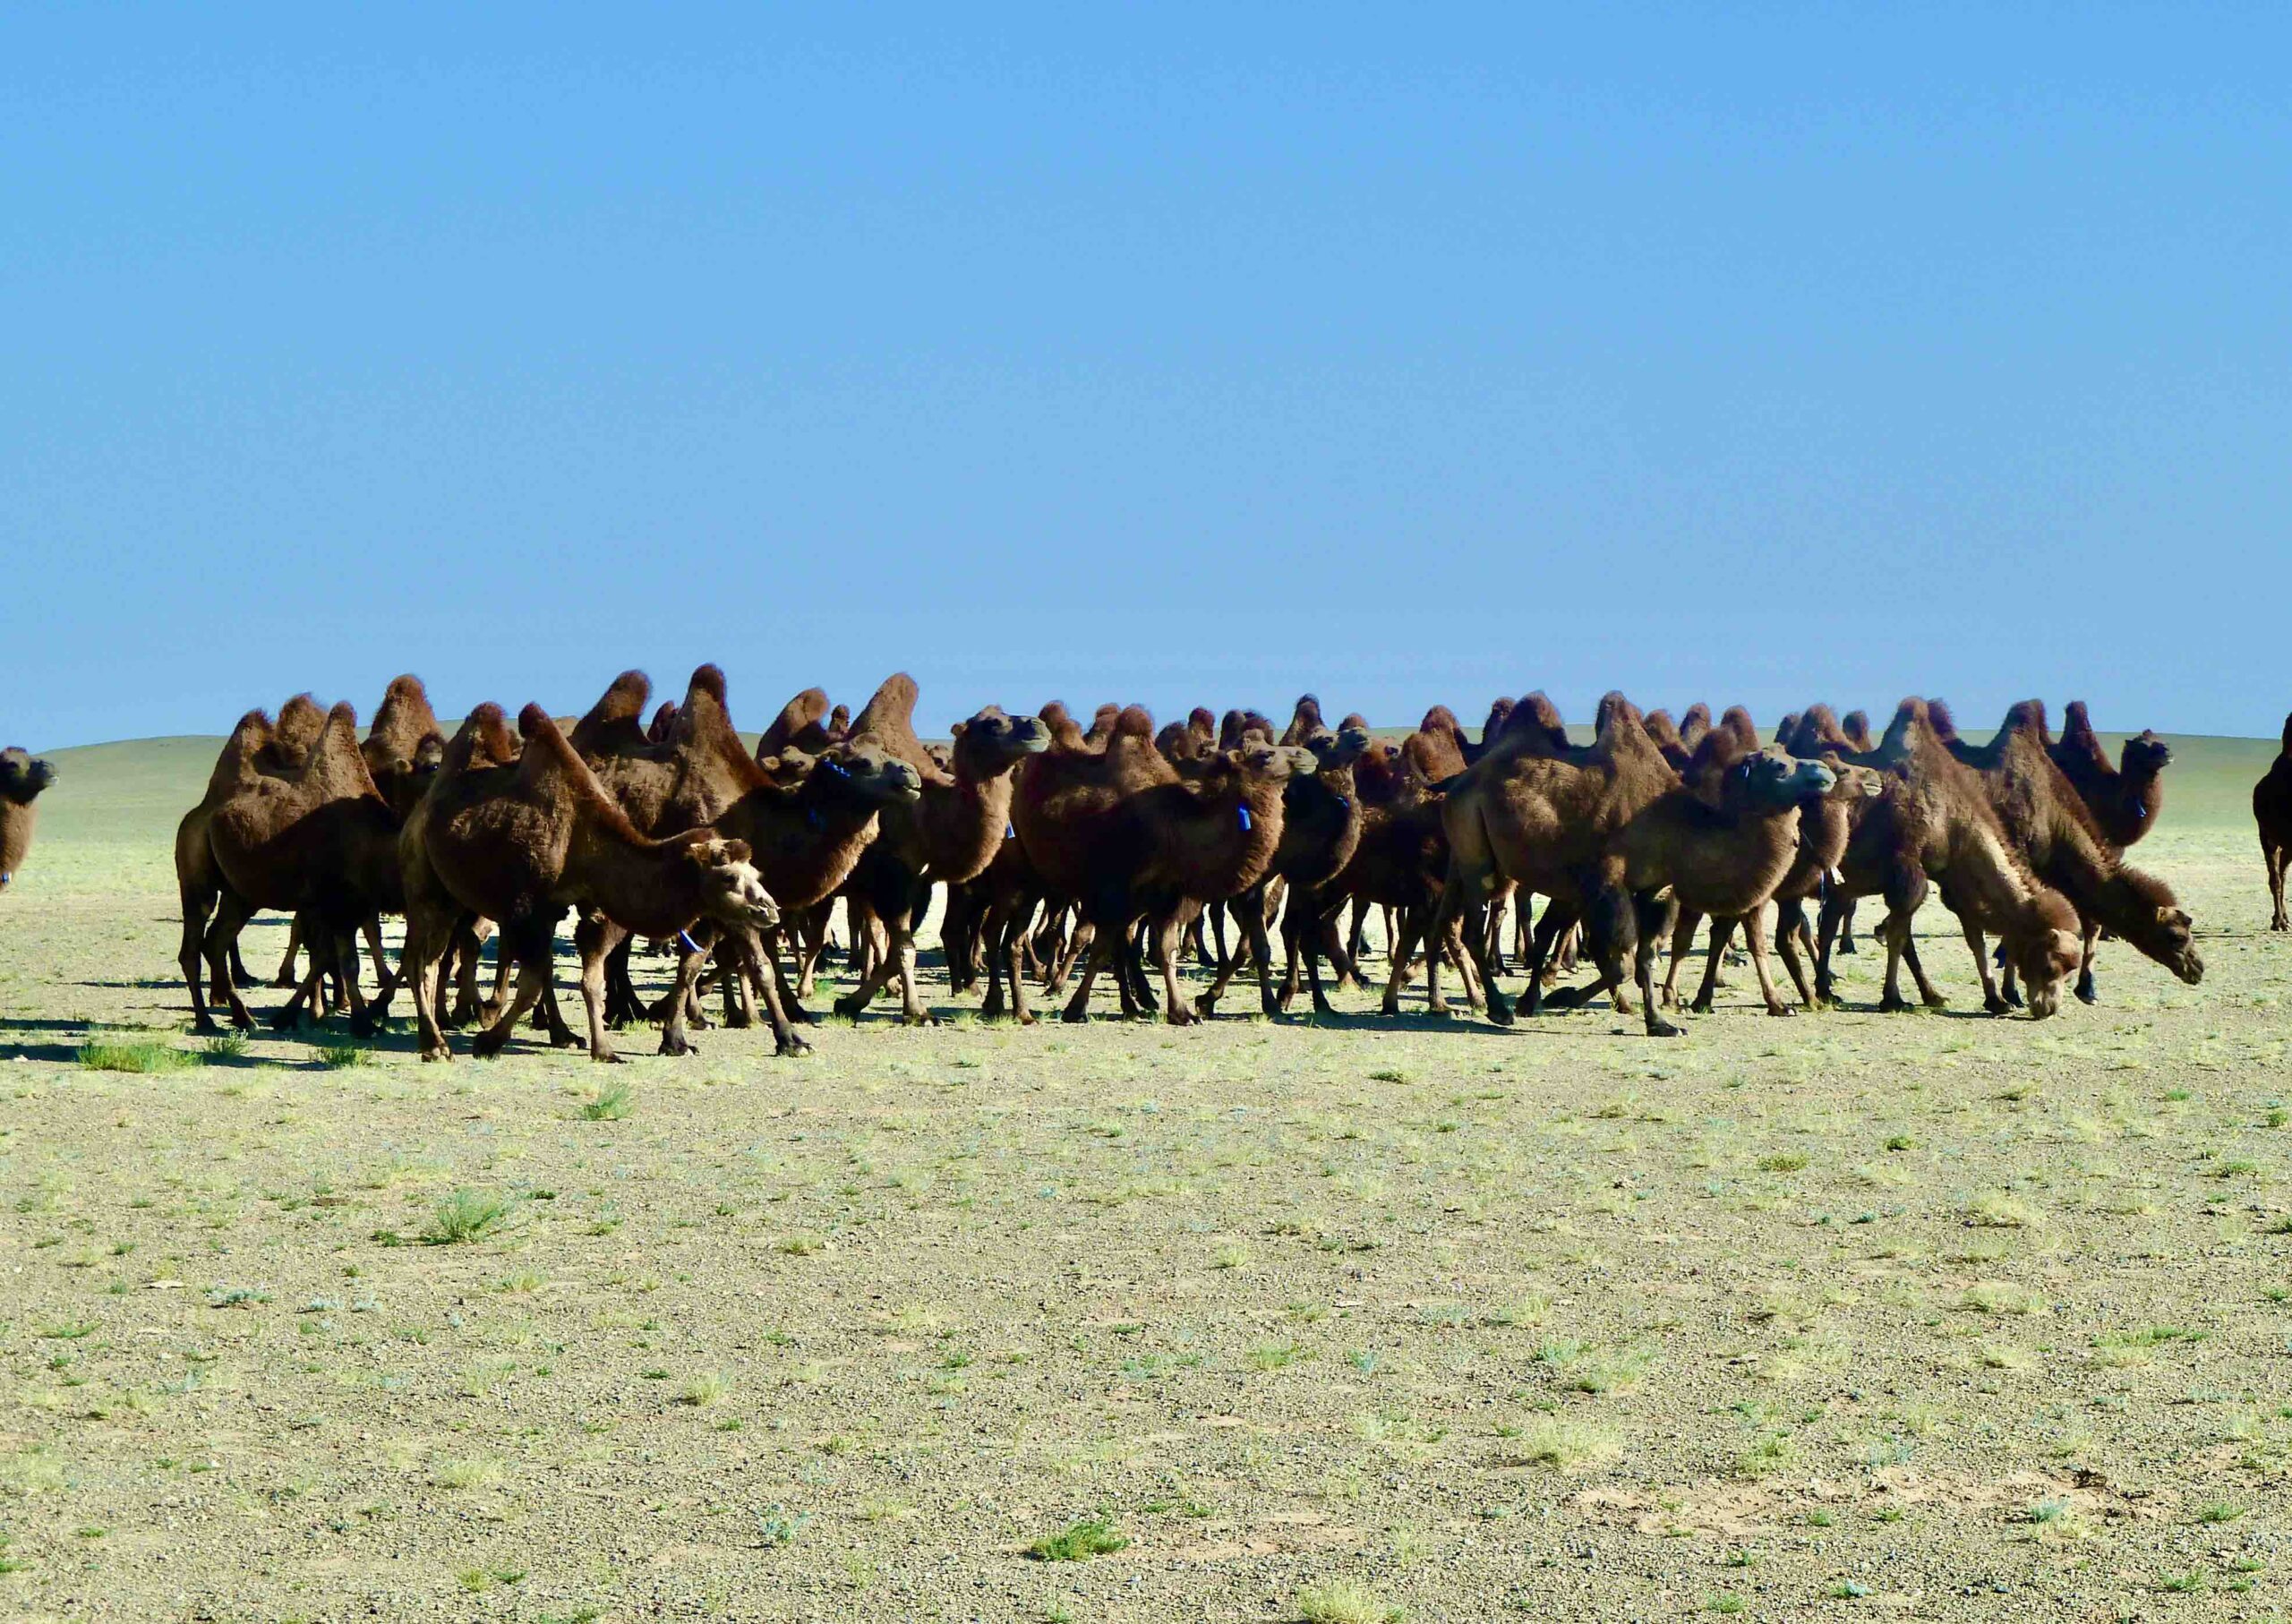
[832,674,1052,1024]
[1813,700,2084,1018]
[399,704,781,1064]
[1603,738,1842,1034]
[0,748,57,897]
[2257,713,2292,931]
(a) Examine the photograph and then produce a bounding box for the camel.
[757,688,835,759]
[1602,734,1843,1034]
[398,703,781,1064]
[1424,692,1678,1024]
[1936,701,2202,1004]
[0,748,57,895]
[829,674,1051,1024]
[1812,700,2084,1018]
[2048,701,2169,849]
[1198,700,1371,1015]
[2257,714,2292,931]
[1661,733,1887,1013]
[201,701,406,1036]
[1060,731,1318,1023]
[570,668,920,1053]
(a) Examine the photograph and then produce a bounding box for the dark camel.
[2257,713,2292,932]
[0,748,57,897]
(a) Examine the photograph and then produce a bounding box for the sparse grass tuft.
[1296,1579,1400,1623]
[79,1039,192,1074]
[201,1033,249,1062]
[580,1081,633,1121]
[1513,1416,1622,1471]
[678,1372,731,1407]
[1966,1192,2040,1228]
[317,1044,368,1069]
[425,1189,511,1245]
[1026,1515,1128,1562]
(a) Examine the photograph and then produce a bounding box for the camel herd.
[4,675,2290,1056]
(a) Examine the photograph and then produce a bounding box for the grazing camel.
[2048,701,2169,849]
[1425,692,1678,1024]
[832,674,1051,1024]
[2257,714,2292,932]
[202,702,406,1036]
[1936,700,2202,1004]
[1813,700,2084,1017]
[0,748,57,896]
[398,704,781,1064]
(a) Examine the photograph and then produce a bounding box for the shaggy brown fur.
[1330,739,1464,1013]
[1408,705,1472,781]
[398,703,781,1064]
[1814,700,2084,1016]
[1604,735,1842,1032]
[0,748,58,896]
[1065,737,1318,1023]
[832,675,1051,1023]
[2256,714,2292,931]
[2048,701,2168,849]
[1939,700,2202,1003]
[201,702,406,1036]
[757,688,834,759]
[1425,692,1679,1024]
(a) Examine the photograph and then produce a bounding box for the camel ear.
[719,838,753,865]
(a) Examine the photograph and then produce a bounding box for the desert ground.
[1,729,2288,1623]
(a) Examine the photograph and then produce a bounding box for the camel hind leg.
[2268,838,2290,932]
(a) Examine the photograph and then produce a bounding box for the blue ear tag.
[1237,806,1253,833]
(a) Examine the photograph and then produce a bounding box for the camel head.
[682,835,781,932]
[952,706,1052,776]
[817,743,924,807]
[1227,739,1321,787]
[1815,756,1886,803]
[2120,729,2172,781]
[0,748,56,806]
[1298,722,1371,774]
[2108,868,2202,986]
[1723,748,1836,815]
[2009,889,2084,1020]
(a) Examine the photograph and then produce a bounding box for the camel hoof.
[1922,993,1948,1010]
[266,1009,301,1035]
[774,1035,814,1057]
[1646,1017,1684,1038]
[1877,994,1911,1013]
[420,1045,452,1064]
[350,1013,377,1039]
[1983,995,2012,1016]
[1688,997,1713,1015]
[901,1012,941,1028]
[2075,976,2098,1005]
[1766,1004,1797,1019]
[1484,1002,1516,1028]
[723,1009,753,1030]
[192,1015,222,1037]
[1837,937,1858,955]
[1424,1001,1453,1019]
[598,1047,629,1064]
[833,996,867,1020]
[1061,1008,1091,1025]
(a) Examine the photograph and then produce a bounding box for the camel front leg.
[2269,842,2290,931]
[1380,904,1424,1015]
[471,927,552,1058]
[203,893,260,1031]
[1664,906,1703,1009]
[1742,907,1793,1016]
[2075,919,2100,1004]
[1623,890,1681,1038]
[1689,915,1734,1014]
[273,919,303,988]
[1957,917,2009,1014]
[1773,898,1818,1009]
[1158,906,1200,1025]
[405,913,454,1062]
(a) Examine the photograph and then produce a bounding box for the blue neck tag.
[1005,822,1015,840]
[1237,805,1253,833]
[677,929,702,954]
[2134,804,2146,819]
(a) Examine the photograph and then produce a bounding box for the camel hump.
[647,702,679,745]
[1418,704,1462,738]
[1842,710,1874,750]
[570,671,653,757]
[2002,699,2048,739]
[595,671,653,722]
[1877,697,1928,756]
[1679,701,1712,734]
[1925,698,1963,743]
[517,704,645,839]
[1113,705,1155,743]
[1591,691,1647,754]
[1188,706,1217,737]
[1719,706,1759,752]
[757,688,831,759]
[1499,691,1568,748]
[852,672,921,735]
[1281,695,1326,746]
[2060,699,2097,744]
[685,664,728,708]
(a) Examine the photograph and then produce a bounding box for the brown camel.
[757,687,835,759]
[0,748,57,896]
[1661,737,1886,1012]
[830,674,1051,1023]
[398,704,781,1064]
[1936,700,2202,1004]
[201,701,407,1036]
[2048,701,2168,849]
[1424,692,1678,1024]
[1062,732,1318,1023]
[2257,714,2292,931]
[1812,700,2084,1017]
[1199,699,1371,1015]
[1602,733,1843,1033]
[571,667,919,1052]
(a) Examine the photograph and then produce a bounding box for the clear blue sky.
[8,4,2287,748]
